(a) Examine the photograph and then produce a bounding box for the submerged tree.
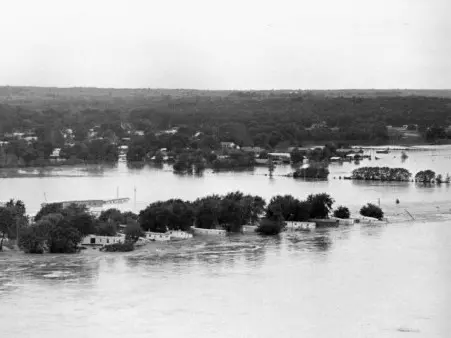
[415,170,436,183]
[307,193,334,219]
[360,203,384,220]
[333,206,350,219]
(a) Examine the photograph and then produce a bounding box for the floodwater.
[0,145,450,215]
[0,146,451,337]
[1,221,451,337]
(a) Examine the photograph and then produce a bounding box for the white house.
[81,234,124,246]
[285,221,316,231]
[144,231,171,241]
[24,136,38,143]
[192,227,227,236]
[167,230,193,240]
[220,142,238,149]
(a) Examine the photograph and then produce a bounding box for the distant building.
[81,235,124,246]
[220,142,238,149]
[305,121,327,131]
[336,148,353,154]
[23,136,38,143]
[268,153,291,163]
[241,146,265,154]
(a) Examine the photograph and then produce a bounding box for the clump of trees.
[352,167,412,181]
[17,204,139,254]
[256,218,284,235]
[0,199,28,251]
[415,170,436,183]
[414,170,451,184]
[333,206,350,219]
[293,165,330,180]
[19,203,96,253]
[360,203,384,220]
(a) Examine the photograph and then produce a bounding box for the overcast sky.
[1,0,450,89]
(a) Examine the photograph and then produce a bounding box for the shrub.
[360,203,384,220]
[256,218,284,235]
[333,206,350,219]
[101,241,135,252]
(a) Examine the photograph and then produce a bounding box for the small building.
[24,136,38,143]
[50,148,61,158]
[241,146,265,154]
[167,230,193,240]
[255,158,268,165]
[336,148,353,154]
[144,231,171,241]
[286,221,316,231]
[220,142,238,149]
[192,227,227,236]
[268,153,291,163]
[81,234,124,246]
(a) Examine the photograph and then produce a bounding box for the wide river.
[1,145,451,337]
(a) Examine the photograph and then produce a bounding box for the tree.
[34,203,63,221]
[290,148,304,163]
[47,226,82,253]
[333,206,350,219]
[360,203,384,220]
[415,170,436,183]
[67,212,96,236]
[266,195,298,221]
[256,218,284,235]
[19,227,45,254]
[95,221,117,236]
[125,221,144,242]
[0,207,15,250]
[307,193,334,219]
[99,208,124,224]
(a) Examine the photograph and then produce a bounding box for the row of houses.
[82,229,194,246]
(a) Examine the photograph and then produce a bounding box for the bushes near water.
[333,206,350,219]
[256,218,284,235]
[360,203,384,220]
[293,165,329,179]
[101,241,135,252]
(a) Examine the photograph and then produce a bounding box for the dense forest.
[0,87,450,167]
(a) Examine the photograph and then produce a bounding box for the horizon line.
[1,85,451,92]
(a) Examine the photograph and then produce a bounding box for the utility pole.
[134,186,137,213]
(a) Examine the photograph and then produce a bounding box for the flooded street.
[1,221,451,337]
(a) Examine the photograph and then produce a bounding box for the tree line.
[351,167,450,183]
[1,91,451,167]
[0,190,388,254]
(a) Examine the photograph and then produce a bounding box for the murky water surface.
[0,146,451,337]
[1,222,451,337]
